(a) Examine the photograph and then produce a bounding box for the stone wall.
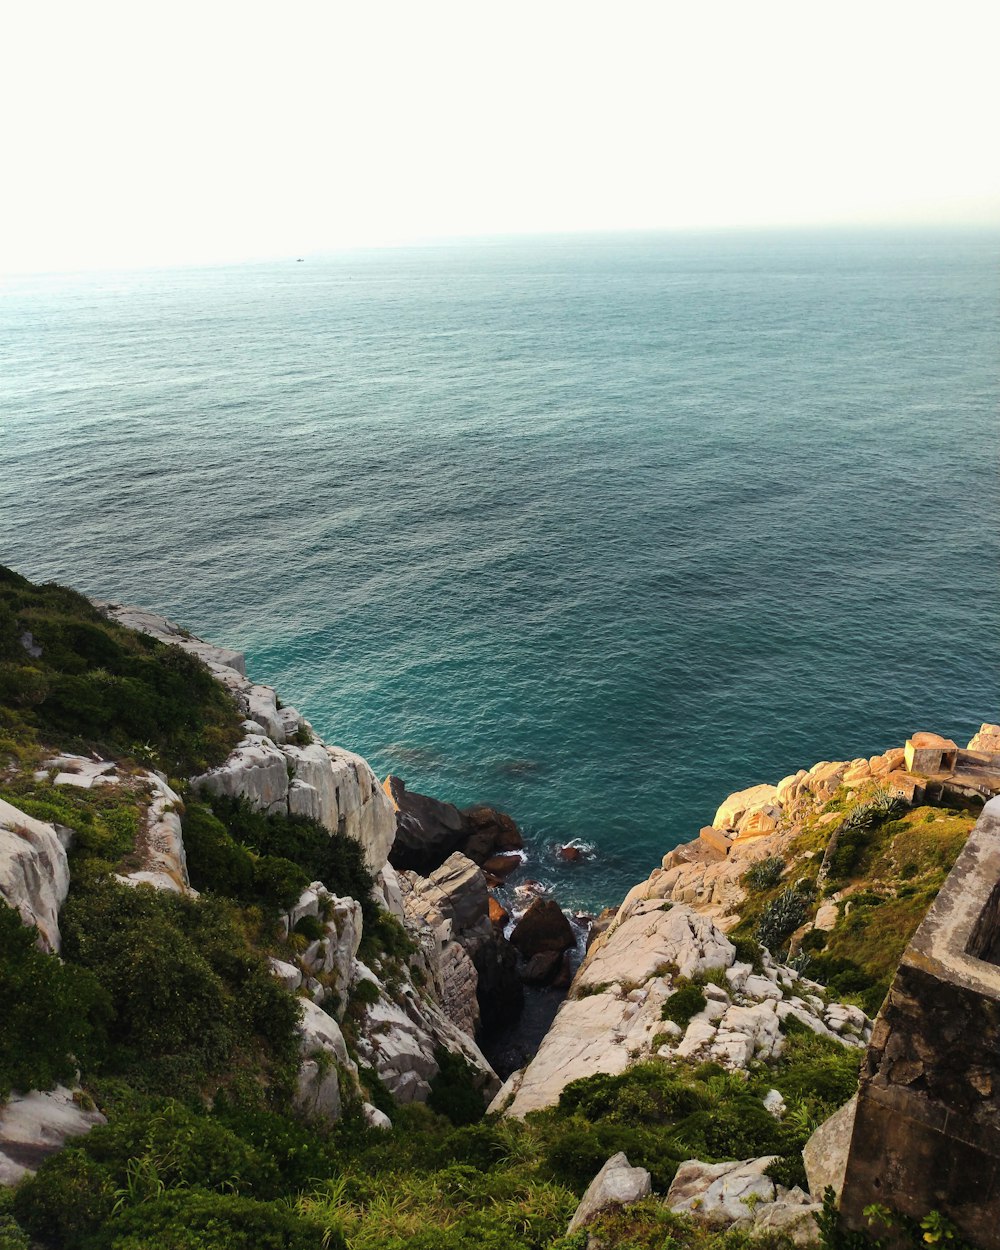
[840,796,1000,1246]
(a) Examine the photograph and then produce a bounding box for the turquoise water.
[2,230,998,909]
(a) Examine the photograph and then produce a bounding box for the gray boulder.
[804,1093,857,1200]
[567,1152,652,1234]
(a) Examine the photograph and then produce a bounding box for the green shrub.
[0,902,109,1099]
[0,1190,29,1250]
[660,981,707,1027]
[757,889,808,952]
[730,935,766,973]
[82,1101,281,1198]
[252,855,310,910]
[60,879,300,1096]
[743,857,785,892]
[558,1064,706,1125]
[207,797,376,922]
[13,1148,115,1250]
[428,1048,486,1126]
[181,803,255,898]
[0,566,242,775]
[88,1190,336,1250]
[766,1152,808,1191]
[293,913,325,941]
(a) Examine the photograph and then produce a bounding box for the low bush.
[60,878,300,1097]
[661,981,708,1027]
[743,857,785,892]
[428,1048,486,1126]
[0,901,109,1099]
[0,566,242,775]
[87,1190,335,1250]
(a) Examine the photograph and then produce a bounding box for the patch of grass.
[0,565,242,776]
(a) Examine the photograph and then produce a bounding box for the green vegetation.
[8,1036,858,1250]
[661,980,708,1027]
[743,857,785,892]
[0,902,109,1101]
[60,879,301,1100]
[726,782,977,1015]
[0,565,242,776]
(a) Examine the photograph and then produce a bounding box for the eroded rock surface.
[566,1152,652,1234]
[495,899,869,1118]
[0,1087,107,1185]
[0,798,70,953]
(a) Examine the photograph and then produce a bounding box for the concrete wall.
[840,796,1000,1246]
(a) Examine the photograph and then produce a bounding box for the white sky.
[1,0,998,272]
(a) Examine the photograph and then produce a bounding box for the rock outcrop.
[667,1156,821,1244]
[494,897,869,1119]
[397,853,522,1035]
[0,1087,107,1185]
[0,798,70,954]
[566,1152,652,1234]
[383,775,522,874]
[99,604,396,873]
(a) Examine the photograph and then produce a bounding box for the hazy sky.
[2,1,998,272]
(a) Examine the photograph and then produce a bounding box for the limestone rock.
[667,1156,777,1226]
[714,784,779,831]
[577,901,733,991]
[0,798,70,953]
[803,1093,856,1200]
[295,999,359,1123]
[0,1086,106,1185]
[362,1102,392,1131]
[247,685,285,742]
[96,603,247,677]
[753,1200,822,1245]
[192,734,290,814]
[509,899,575,958]
[566,1152,652,1234]
[117,774,192,895]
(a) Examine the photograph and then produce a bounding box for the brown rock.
[552,951,574,989]
[488,896,510,929]
[520,950,564,985]
[558,844,583,862]
[482,853,521,877]
[463,805,524,853]
[510,898,575,958]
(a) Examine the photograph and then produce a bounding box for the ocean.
[2,229,997,910]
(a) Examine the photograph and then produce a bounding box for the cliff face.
[495,730,987,1124]
[0,591,505,1184]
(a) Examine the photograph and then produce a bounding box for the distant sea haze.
[2,229,998,909]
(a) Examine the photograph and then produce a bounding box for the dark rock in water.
[482,852,521,876]
[489,896,510,930]
[520,950,564,985]
[385,775,467,871]
[558,843,583,862]
[510,898,575,958]
[384,776,523,874]
[464,805,524,854]
[552,951,574,989]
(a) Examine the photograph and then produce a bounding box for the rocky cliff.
[2,566,993,1249]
